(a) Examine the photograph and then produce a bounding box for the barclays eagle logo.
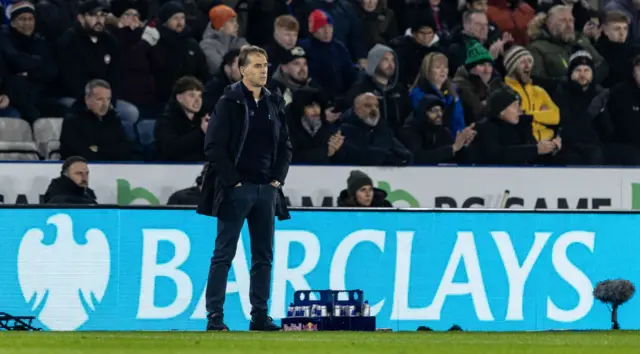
[17,213,110,330]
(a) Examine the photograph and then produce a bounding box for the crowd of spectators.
[2,0,640,166]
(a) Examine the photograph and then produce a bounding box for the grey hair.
[85,79,111,97]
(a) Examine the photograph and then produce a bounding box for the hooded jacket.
[299,36,357,100]
[345,44,412,135]
[504,76,559,141]
[337,188,393,207]
[409,79,466,138]
[453,66,505,124]
[155,98,207,162]
[43,175,97,205]
[199,23,249,75]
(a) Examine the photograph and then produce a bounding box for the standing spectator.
[200,4,248,75]
[552,50,610,165]
[527,5,607,94]
[346,44,412,135]
[202,48,241,114]
[453,41,503,124]
[56,0,140,126]
[604,0,640,44]
[151,1,209,102]
[59,80,132,161]
[268,46,322,105]
[447,10,508,74]
[264,15,299,74]
[299,10,358,101]
[606,55,640,165]
[503,45,560,141]
[596,11,636,89]
[355,0,399,50]
[296,0,367,64]
[34,0,79,41]
[337,170,392,207]
[155,76,207,162]
[470,87,561,164]
[2,0,60,121]
[333,92,412,166]
[286,88,342,164]
[243,0,290,46]
[389,11,443,86]
[410,52,466,138]
[487,0,535,45]
[43,156,97,204]
[108,0,163,119]
[399,95,477,164]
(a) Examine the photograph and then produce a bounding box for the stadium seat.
[136,120,156,160]
[32,118,63,160]
[0,118,40,160]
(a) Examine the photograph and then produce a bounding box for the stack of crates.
[281,289,376,331]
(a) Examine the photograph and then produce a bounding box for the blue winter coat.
[409,81,465,138]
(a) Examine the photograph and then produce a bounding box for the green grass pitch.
[2,331,640,353]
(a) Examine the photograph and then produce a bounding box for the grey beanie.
[347,170,373,196]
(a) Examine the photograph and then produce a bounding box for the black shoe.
[249,316,281,331]
[206,313,229,331]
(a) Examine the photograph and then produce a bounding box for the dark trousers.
[205,183,277,318]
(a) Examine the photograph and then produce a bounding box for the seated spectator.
[200,4,248,76]
[268,46,322,106]
[596,11,636,89]
[552,50,610,165]
[43,156,97,204]
[410,52,466,137]
[400,95,477,164]
[606,55,640,165]
[487,0,535,46]
[453,41,503,124]
[265,15,300,75]
[60,79,132,161]
[202,48,241,114]
[355,0,399,50]
[108,0,163,120]
[604,0,640,44]
[167,164,207,205]
[151,1,209,102]
[503,45,560,141]
[405,0,459,40]
[2,1,61,121]
[447,10,507,74]
[389,12,443,87]
[333,92,412,166]
[296,0,367,65]
[56,0,140,125]
[299,10,358,102]
[470,87,561,164]
[337,170,392,207]
[286,88,341,164]
[346,44,411,135]
[527,5,607,94]
[155,76,207,162]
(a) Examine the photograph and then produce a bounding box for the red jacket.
[487,0,535,46]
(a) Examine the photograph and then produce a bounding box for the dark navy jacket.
[197,82,292,220]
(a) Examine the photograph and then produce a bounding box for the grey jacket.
[199,23,249,75]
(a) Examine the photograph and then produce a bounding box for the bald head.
[354,93,380,126]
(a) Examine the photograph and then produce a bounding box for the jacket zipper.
[234,98,250,166]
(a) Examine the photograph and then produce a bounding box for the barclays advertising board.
[0,208,638,332]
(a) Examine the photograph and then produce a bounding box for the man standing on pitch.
[198,45,292,331]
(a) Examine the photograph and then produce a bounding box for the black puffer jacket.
[43,175,97,204]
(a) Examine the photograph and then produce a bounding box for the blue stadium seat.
[136,120,156,160]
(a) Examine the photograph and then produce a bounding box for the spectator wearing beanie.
[299,9,358,101]
[405,0,459,41]
[399,94,477,164]
[200,4,248,76]
[551,49,610,165]
[107,0,163,119]
[469,87,561,164]
[503,45,560,142]
[355,0,399,50]
[295,0,367,64]
[337,170,392,207]
[268,46,322,106]
[346,44,412,136]
[151,1,209,102]
[453,40,504,124]
[487,0,535,46]
[56,0,141,128]
[389,11,443,87]
[155,76,207,162]
[1,0,59,121]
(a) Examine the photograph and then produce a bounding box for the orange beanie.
[209,5,237,30]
